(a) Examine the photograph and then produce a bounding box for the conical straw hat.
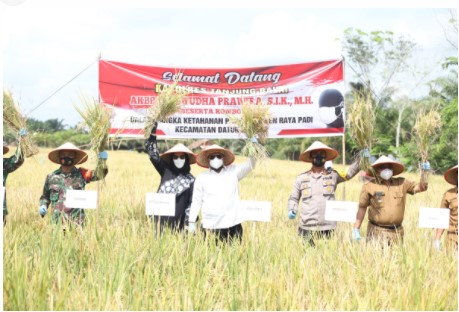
[299,141,339,162]
[160,143,196,164]
[3,142,9,155]
[444,165,458,185]
[371,155,405,176]
[196,144,235,168]
[48,142,88,165]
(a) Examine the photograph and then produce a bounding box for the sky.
[1,1,458,127]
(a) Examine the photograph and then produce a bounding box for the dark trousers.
[298,228,334,247]
[204,223,243,243]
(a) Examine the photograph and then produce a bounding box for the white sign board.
[418,207,450,229]
[145,193,176,216]
[325,200,358,223]
[64,190,98,209]
[239,200,271,222]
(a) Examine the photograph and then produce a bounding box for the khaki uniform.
[359,177,422,244]
[440,186,458,250]
[288,161,359,231]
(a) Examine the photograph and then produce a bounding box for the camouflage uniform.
[39,165,107,226]
[3,149,25,223]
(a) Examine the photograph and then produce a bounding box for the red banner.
[99,59,345,138]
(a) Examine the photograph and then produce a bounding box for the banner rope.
[26,55,100,116]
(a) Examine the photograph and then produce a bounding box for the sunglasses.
[208,154,223,160]
[172,155,186,160]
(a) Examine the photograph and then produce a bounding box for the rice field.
[2,148,457,310]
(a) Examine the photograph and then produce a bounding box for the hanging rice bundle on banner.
[75,96,112,178]
[347,91,375,172]
[143,80,187,138]
[3,90,39,157]
[413,109,442,182]
[228,101,271,161]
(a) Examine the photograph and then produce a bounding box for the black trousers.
[298,228,334,247]
[204,223,243,243]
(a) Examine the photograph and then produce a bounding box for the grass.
[347,91,375,172]
[74,96,112,177]
[3,90,39,157]
[2,149,458,310]
[228,101,271,161]
[413,109,442,183]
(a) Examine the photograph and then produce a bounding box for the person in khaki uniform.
[434,165,458,251]
[288,141,361,246]
[353,156,428,245]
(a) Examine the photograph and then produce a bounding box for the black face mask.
[60,157,74,166]
[312,156,326,167]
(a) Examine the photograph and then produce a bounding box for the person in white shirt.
[188,144,256,242]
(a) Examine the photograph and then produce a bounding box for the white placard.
[325,200,358,223]
[64,190,98,209]
[239,200,271,222]
[418,207,450,229]
[145,193,176,216]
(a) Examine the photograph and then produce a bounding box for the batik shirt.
[3,149,25,216]
[39,165,107,224]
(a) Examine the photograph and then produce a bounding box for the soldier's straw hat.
[196,144,235,168]
[160,143,196,164]
[371,155,405,176]
[444,165,458,185]
[299,141,339,162]
[48,142,88,165]
[3,142,9,155]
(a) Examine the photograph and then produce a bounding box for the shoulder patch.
[79,167,93,183]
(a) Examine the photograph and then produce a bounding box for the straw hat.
[299,141,339,162]
[48,142,88,165]
[371,155,405,176]
[196,144,235,168]
[3,142,9,155]
[160,143,196,164]
[444,165,458,185]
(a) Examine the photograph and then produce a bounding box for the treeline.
[3,22,457,173]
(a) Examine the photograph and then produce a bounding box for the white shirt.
[189,158,255,229]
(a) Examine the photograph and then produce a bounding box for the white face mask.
[380,168,393,180]
[173,158,186,169]
[318,101,343,125]
[210,158,224,169]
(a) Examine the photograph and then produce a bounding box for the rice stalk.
[228,100,271,161]
[143,80,187,138]
[413,109,442,183]
[74,95,112,178]
[3,90,39,157]
[347,91,375,172]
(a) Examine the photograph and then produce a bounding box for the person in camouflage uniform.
[39,142,108,227]
[3,130,27,224]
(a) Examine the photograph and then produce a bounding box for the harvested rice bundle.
[3,90,39,157]
[143,80,186,138]
[75,96,112,178]
[413,109,442,182]
[347,91,375,172]
[228,101,271,161]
